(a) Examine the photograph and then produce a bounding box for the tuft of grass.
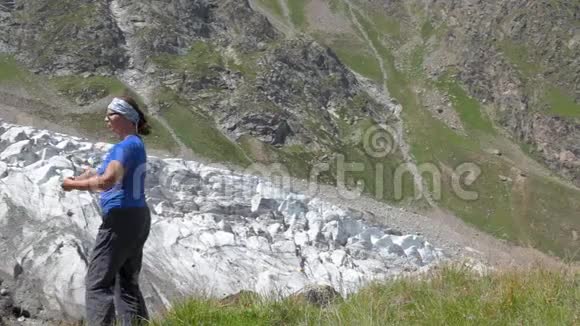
[543,87,580,118]
[434,73,496,134]
[152,266,580,325]
[408,45,426,78]
[143,117,181,155]
[157,88,251,166]
[50,75,128,103]
[257,0,284,19]
[520,175,580,259]
[286,0,308,29]
[327,0,347,13]
[320,35,382,82]
[239,135,317,180]
[152,41,223,76]
[368,12,402,42]
[330,118,416,204]
[498,40,541,77]
[0,55,43,91]
[225,51,262,81]
[0,55,23,82]
[421,21,434,41]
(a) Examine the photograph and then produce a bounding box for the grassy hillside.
[274,0,580,260]
[0,55,179,154]
[156,88,251,166]
[151,266,580,325]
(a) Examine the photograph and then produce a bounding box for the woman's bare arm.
[74,167,97,181]
[62,162,124,192]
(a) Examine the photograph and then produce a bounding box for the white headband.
[107,98,140,125]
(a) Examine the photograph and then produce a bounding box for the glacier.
[0,121,443,319]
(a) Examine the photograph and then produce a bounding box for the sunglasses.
[105,112,121,120]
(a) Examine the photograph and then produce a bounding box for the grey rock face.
[291,284,341,306]
[417,0,580,186]
[4,0,128,74]
[1,0,397,171]
[115,0,215,56]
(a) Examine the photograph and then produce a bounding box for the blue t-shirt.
[97,135,147,215]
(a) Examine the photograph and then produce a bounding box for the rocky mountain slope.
[0,0,578,262]
[257,0,580,258]
[397,0,580,186]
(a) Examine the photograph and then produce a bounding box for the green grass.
[341,7,511,223]
[321,35,382,82]
[543,87,580,118]
[0,55,41,91]
[64,111,179,154]
[421,21,434,40]
[50,75,128,103]
[368,12,402,42]
[258,0,284,19]
[154,40,260,81]
[239,112,416,204]
[396,76,517,243]
[390,47,580,257]
[286,0,308,29]
[408,45,426,78]
[152,41,223,76]
[498,40,541,77]
[152,267,580,325]
[521,175,580,259]
[0,55,23,82]
[338,8,580,258]
[157,88,251,166]
[327,0,347,13]
[329,118,417,204]
[434,74,496,134]
[226,51,262,81]
[239,136,317,180]
[143,117,181,154]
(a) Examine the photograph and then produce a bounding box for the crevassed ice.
[0,121,444,318]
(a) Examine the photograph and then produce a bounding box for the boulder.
[291,285,341,306]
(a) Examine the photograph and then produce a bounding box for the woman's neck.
[118,131,136,140]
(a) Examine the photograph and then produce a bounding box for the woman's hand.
[75,167,97,181]
[59,161,124,193]
[61,177,77,192]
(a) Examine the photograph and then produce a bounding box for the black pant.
[85,207,151,326]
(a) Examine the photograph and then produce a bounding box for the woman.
[61,96,151,326]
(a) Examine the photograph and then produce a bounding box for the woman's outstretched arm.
[61,161,124,192]
[74,167,97,181]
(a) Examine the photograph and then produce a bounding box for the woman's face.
[105,110,125,136]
